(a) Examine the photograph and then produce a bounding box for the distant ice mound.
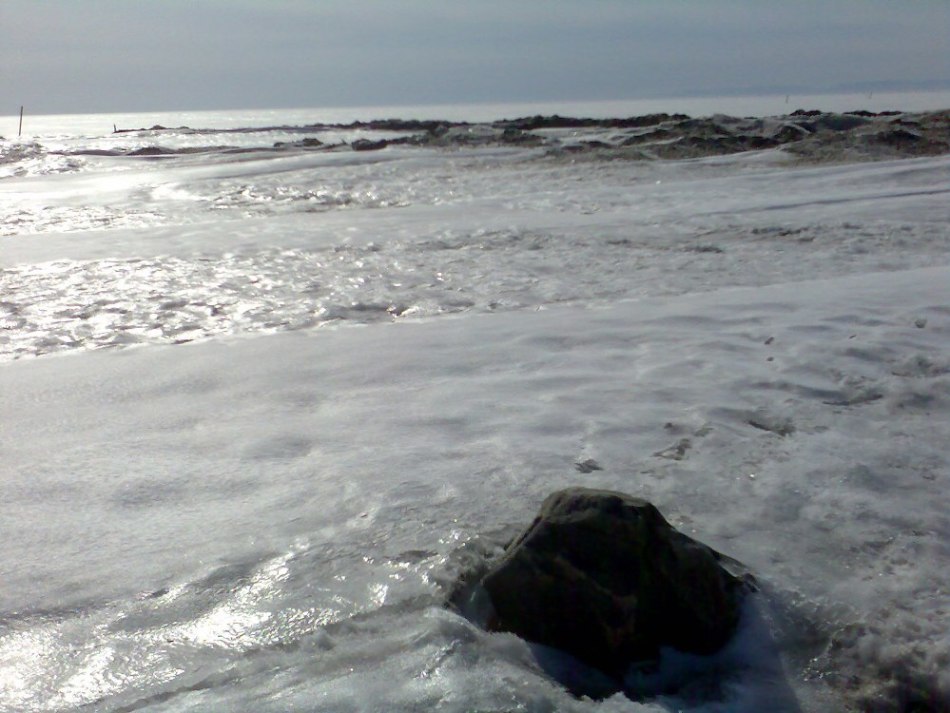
[279,108,950,163]
[119,108,948,163]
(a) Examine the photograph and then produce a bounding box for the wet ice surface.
[2,146,948,361]
[1,117,949,712]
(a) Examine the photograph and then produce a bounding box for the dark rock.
[784,112,869,134]
[873,128,923,145]
[495,113,689,132]
[274,136,326,149]
[127,146,175,156]
[500,127,545,146]
[351,138,389,151]
[476,488,747,680]
[746,135,781,150]
[811,113,869,132]
[652,133,778,158]
[621,127,672,145]
[498,114,592,131]
[612,112,690,128]
[772,123,812,143]
[673,117,732,136]
[427,122,451,137]
[684,243,725,254]
[846,110,902,118]
[341,118,460,133]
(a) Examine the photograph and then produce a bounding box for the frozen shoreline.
[31,107,950,165]
[1,103,948,711]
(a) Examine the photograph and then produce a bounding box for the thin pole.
[18,106,24,137]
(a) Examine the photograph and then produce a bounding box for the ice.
[3,265,948,710]
[1,103,949,711]
[3,149,948,361]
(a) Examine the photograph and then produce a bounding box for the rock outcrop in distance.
[282,109,950,162]
[106,109,950,163]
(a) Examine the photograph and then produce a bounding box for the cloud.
[1,0,947,113]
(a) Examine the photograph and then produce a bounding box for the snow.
[1,104,948,712]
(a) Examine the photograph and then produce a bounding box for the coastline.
[6,88,950,139]
[46,108,950,166]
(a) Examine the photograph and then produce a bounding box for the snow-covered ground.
[1,106,948,712]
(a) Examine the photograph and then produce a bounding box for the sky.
[2,0,949,115]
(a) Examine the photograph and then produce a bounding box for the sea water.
[1,96,949,712]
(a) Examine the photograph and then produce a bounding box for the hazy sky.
[2,1,948,114]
